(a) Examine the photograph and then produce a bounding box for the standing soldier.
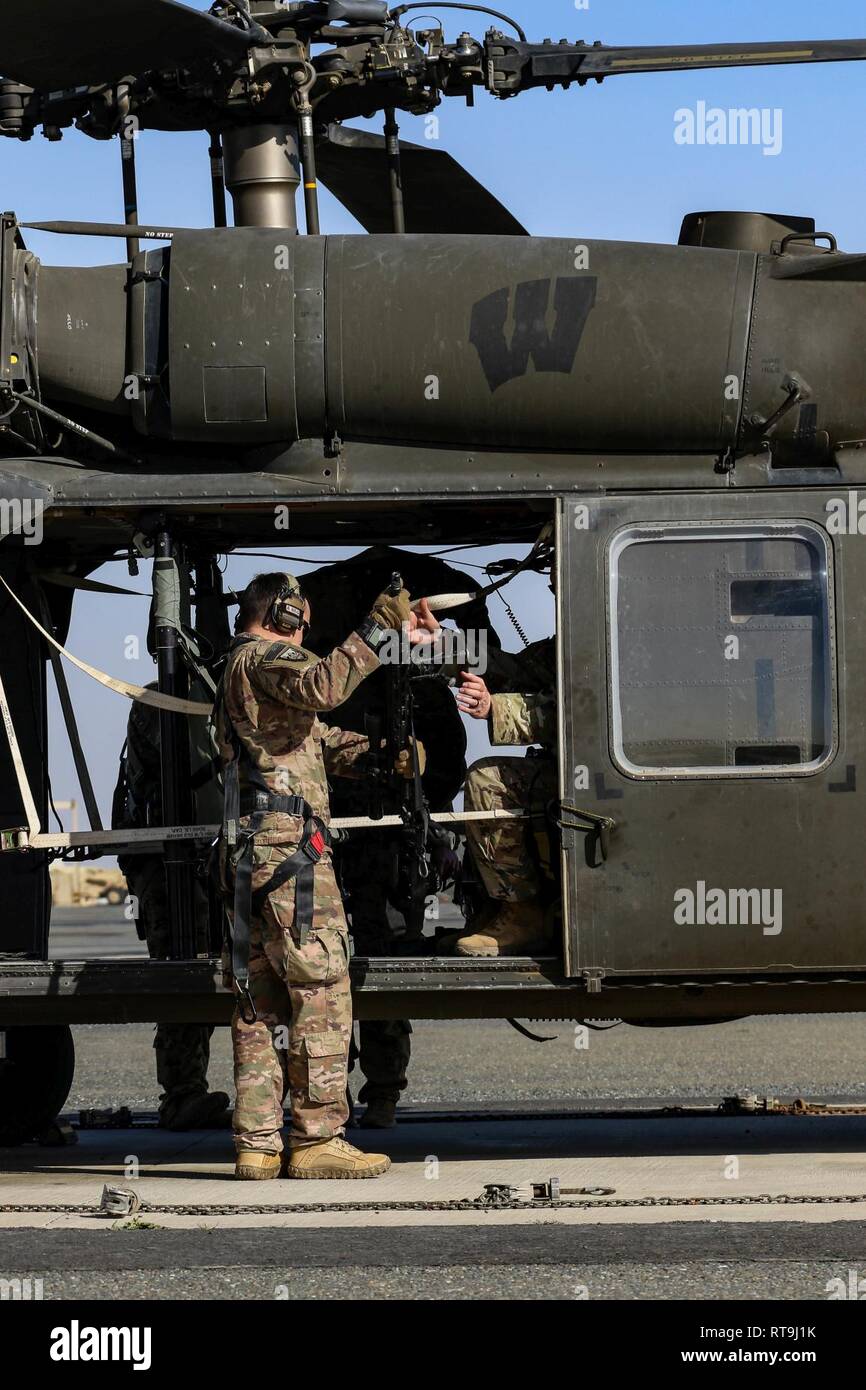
[114,695,231,1130]
[215,572,421,1179]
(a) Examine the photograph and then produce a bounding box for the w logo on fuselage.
[470,276,598,392]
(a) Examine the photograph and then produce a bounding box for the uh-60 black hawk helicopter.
[1,0,866,1133]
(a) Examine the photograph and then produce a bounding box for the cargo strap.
[0,575,211,716]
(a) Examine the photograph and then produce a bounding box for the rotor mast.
[218,0,319,232]
[222,123,302,229]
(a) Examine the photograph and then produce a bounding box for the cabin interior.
[0,495,560,965]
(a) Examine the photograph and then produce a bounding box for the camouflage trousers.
[123,858,213,1119]
[464,754,558,902]
[231,843,353,1155]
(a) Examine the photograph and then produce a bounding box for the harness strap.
[230,813,328,1022]
[231,828,260,1022]
[240,792,309,818]
[223,752,241,849]
[250,818,329,922]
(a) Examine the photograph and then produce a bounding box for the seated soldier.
[415,600,558,957]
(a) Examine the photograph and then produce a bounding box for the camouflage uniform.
[463,638,558,903]
[216,627,380,1155]
[115,698,215,1125]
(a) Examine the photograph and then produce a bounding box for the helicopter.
[1,0,866,1136]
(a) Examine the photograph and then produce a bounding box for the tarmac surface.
[1,908,865,1301]
[4,1223,866,1301]
[4,1112,866,1300]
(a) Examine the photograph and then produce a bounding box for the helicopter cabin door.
[556,489,865,981]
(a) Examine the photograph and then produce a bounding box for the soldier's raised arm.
[250,586,412,713]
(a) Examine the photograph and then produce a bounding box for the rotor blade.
[38,572,147,598]
[0,0,253,90]
[578,37,866,79]
[315,125,528,236]
[493,36,866,93]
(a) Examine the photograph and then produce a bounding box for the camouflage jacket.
[483,637,557,749]
[215,631,379,839]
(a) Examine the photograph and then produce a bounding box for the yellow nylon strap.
[0,575,212,717]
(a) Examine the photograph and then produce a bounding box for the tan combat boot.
[453,903,550,958]
[235,1150,282,1181]
[285,1136,391,1179]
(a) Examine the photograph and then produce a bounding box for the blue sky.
[1,0,863,826]
[5,0,865,260]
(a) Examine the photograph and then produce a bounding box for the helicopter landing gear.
[0,1024,75,1144]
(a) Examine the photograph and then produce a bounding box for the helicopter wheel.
[0,1025,75,1144]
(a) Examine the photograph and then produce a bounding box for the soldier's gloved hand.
[394,739,426,779]
[370,586,412,631]
[430,832,460,887]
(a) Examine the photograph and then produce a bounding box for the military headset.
[268,577,307,636]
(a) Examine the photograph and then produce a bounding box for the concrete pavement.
[3,1112,866,1230]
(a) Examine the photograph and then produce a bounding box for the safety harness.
[215,637,330,1024]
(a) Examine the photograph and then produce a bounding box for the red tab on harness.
[307,829,326,860]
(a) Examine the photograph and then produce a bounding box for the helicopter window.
[608,524,835,778]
